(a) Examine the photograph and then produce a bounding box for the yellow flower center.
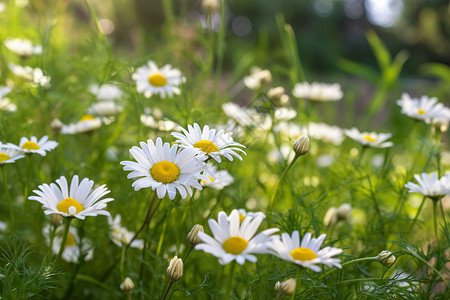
[21,141,40,150]
[150,161,180,184]
[80,115,95,121]
[201,176,214,184]
[57,197,84,215]
[222,236,248,255]
[65,233,76,246]
[193,140,219,153]
[148,74,167,87]
[363,135,377,142]
[0,153,11,162]
[417,109,426,115]
[239,214,246,224]
[290,247,318,261]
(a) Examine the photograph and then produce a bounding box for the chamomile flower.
[43,224,93,263]
[201,164,234,190]
[0,142,24,164]
[132,60,185,98]
[28,175,114,219]
[88,101,123,117]
[108,214,144,249]
[89,84,123,101]
[120,137,207,199]
[404,172,450,200]
[344,128,393,148]
[268,231,342,272]
[0,86,16,112]
[236,209,266,222]
[293,82,343,102]
[19,135,58,156]
[8,64,51,88]
[195,209,279,265]
[397,93,450,124]
[243,67,272,90]
[61,115,102,134]
[171,123,246,163]
[4,38,42,57]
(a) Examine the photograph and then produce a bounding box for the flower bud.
[187,224,204,246]
[120,277,134,292]
[51,119,63,132]
[336,203,352,221]
[377,251,396,268]
[51,214,63,227]
[167,256,183,281]
[274,278,296,296]
[202,0,220,14]
[293,135,310,156]
[259,70,272,86]
[323,207,338,227]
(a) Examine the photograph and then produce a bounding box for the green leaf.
[366,30,391,71]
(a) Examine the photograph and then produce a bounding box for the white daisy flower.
[195,209,279,265]
[4,38,42,57]
[132,60,185,98]
[61,115,102,134]
[268,231,342,272]
[243,67,272,90]
[88,101,123,116]
[171,123,246,163]
[140,115,181,132]
[0,142,24,164]
[201,164,234,190]
[274,122,344,145]
[236,209,266,222]
[108,214,144,249]
[120,137,207,199]
[89,84,123,101]
[397,93,450,124]
[222,102,272,130]
[0,86,11,99]
[268,87,290,105]
[292,82,343,102]
[0,86,16,112]
[8,63,51,88]
[274,107,297,122]
[19,135,58,156]
[344,127,393,148]
[28,175,114,219]
[43,224,94,263]
[404,172,450,199]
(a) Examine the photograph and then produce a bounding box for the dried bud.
[336,203,352,221]
[51,214,63,227]
[274,278,296,296]
[187,224,204,246]
[202,0,220,14]
[120,277,134,292]
[377,251,396,268]
[293,135,310,156]
[167,256,183,281]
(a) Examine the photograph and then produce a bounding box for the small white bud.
[377,250,396,268]
[323,207,338,227]
[336,203,352,221]
[202,0,220,14]
[293,135,310,156]
[120,277,134,292]
[51,119,63,131]
[167,256,183,281]
[275,278,296,296]
[187,224,204,246]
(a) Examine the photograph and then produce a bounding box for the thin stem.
[157,206,172,256]
[83,0,107,41]
[24,154,31,205]
[268,155,300,216]
[432,199,439,245]
[126,192,157,250]
[224,261,236,300]
[319,257,377,279]
[182,245,193,263]
[290,267,303,300]
[2,166,14,226]
[214,0,227,102]
[409,196,427,230]
[54,218,72,264]
[160,280,174,300]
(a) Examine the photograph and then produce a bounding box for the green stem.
[161,280,174,300]
[162,0,174,30]
[290,267,303,300]
[224,261,236,300]
[156,206,172,256]
[319,257,377,279]
[83,0,106,41]
[120,245,126,280]
[54,218,72,264]
[182,245,193,264]
[214,0,227,102]
[1,166,14,227]
[409,196,427,230]
[268,155,299,216]
[126,192,157,250]
[432,199,439,245]
[24,154,31,205]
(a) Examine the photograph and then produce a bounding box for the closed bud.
[336,203,352,221]
[377,250,396,268]
[293,135,310,156]
[187,224,204,246]
[259,70,272,86]
[167,256,183,281]
[202,0,220,14]
[51,214,63,227]
[275,278,296,296]
[51,119,63,131]
[323,207,338,227]
[120,277,134,292]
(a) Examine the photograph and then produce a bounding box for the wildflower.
[43,224,93,263]
[4,38,42,57]
[108,215,144,249]
[268,87,289,105]
[187,224,204,246]
[140,114,181,131]
[120,137,207,199]
[344,127,393,148]
[0,86,11,99]
[167,256,183,281]
[222,102,271,130]
[268,231,342,272]
[61,115,102,134]
[195,209,278,265]
[324,204,352,227]
[18,135,58,156]
[89,84,123,101]
[377,250,396,268]
[0,142,24,164]
[275,278,296,297]
[243,67,272,90]
[396,93,450,124]
[132,60,185,98]
[274,122,344,145]
[293,135,310,156]
[404,172,450,200]
[88,101,123,117]
[235,209,266,223]
[29,175,114,219]
[274,108,297,122]
[292,82,343,102]
[201,164,234,190]
[8,63,50,87]
[51,119,63,132]
[172,123,246,163]
[120,277,135,292]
